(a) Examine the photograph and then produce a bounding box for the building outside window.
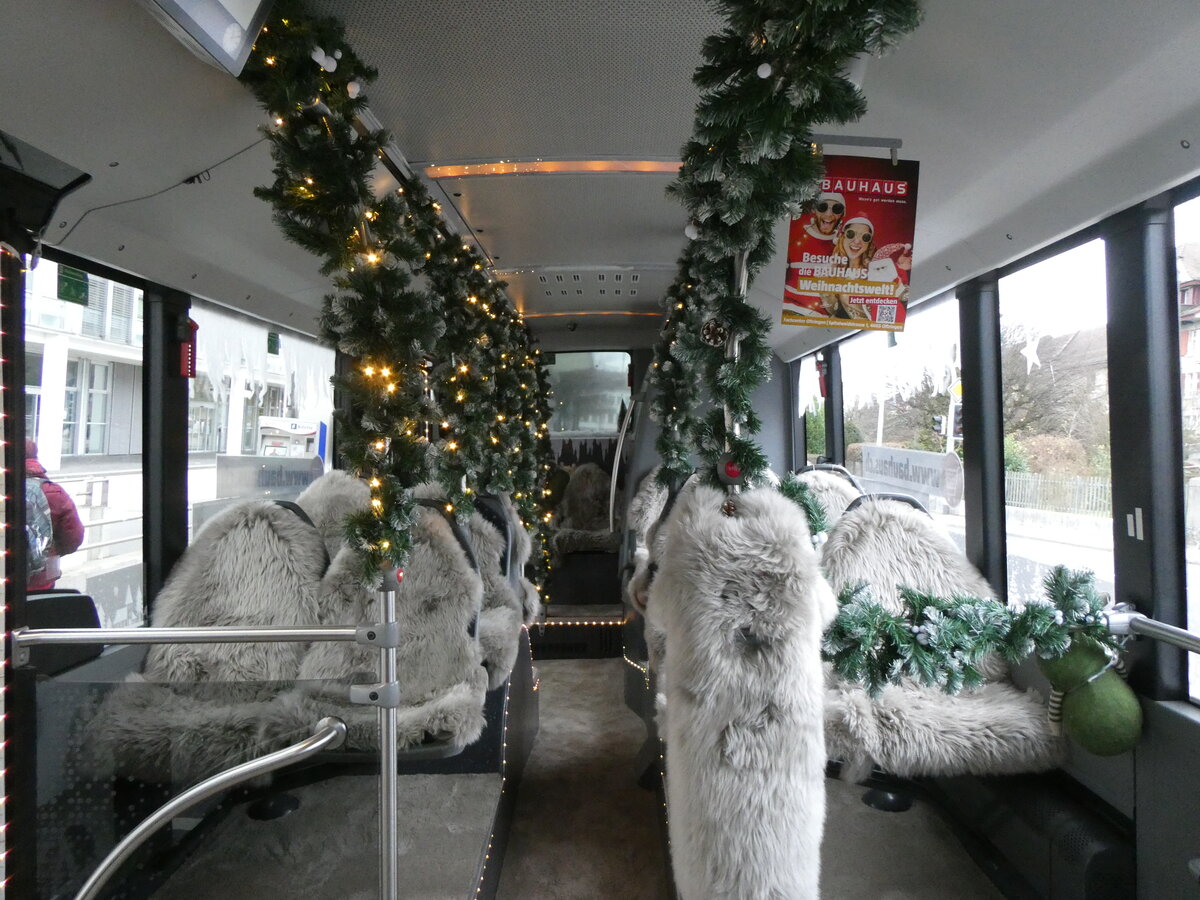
[838,297,966,540]
[998,238,1112,607]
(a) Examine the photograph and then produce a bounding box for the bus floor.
[497,657,1003,900]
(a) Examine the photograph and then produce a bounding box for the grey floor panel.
[497,658,669,900]
[157,772,501,900]
[821,777,1004,899]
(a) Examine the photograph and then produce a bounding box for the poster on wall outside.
[781,155,920,332]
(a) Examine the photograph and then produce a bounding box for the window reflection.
[838,299,966,541]
[545,352,631,438]
[185,300,335,538]
[999,239,1113,607]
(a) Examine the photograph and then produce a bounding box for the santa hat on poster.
[816,192,845,208]
[842,215,874,234]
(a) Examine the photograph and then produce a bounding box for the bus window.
[999,238,1113,606]
[839,298,965,541]
[1173,194,1200,701]
[545,351,631,467]
[797,355,825,465]
[23,261,145,627]
[185,299,335,538]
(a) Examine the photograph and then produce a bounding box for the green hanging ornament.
[1037,636,1142,757]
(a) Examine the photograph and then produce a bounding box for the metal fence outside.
[1004,472,1112,516]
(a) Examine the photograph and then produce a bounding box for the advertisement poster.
[781,155,920,332]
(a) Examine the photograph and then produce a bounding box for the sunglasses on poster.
[843,227,872,242]
[816,201,845,215]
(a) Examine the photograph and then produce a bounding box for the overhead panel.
[498,266,675,316]
[438,172,686,269]
[307,0,720,163]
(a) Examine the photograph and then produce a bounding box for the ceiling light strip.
[522,311,662,318]
[425,159,681,179]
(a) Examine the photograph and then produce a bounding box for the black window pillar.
[821,344,844,465]
[143,287,191,615]
[786,358,801,472]
[2,247,35,898]
[1105,197,1185,699]
[958,276,1008,595]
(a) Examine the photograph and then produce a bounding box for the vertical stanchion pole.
[723,252,750,456]
[378,583,399,900]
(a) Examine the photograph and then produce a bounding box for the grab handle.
[75,717,348,900]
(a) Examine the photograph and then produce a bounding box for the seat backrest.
[474,495,511,578]
[796,468,863,528]
[25,589,102,675]
[821,496,995,612]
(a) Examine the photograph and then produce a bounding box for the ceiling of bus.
[3,0,1200,357]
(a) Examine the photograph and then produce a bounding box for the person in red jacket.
[26,439,85,591]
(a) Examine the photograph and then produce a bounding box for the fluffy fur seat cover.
[559,462,612,531]
[84,472,488,785]
[413,486,533,689]
[820,498,1064,782]
[796,469,861,528]
[647,485,836,900]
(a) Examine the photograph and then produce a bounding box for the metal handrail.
[13,624,360,648]
[1106,611,1200,656]
[74,717,348,900]
[609,397,638,532]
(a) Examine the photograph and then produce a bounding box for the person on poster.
[784,192,846,316]
[832,215,876,276]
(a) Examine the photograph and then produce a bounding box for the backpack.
[26,477,54,578]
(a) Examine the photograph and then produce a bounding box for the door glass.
[998,239,1112,606]
[23,260,145,625]
[797,355,825,465]
[186,299,336,539]
[544,351,631,468]
[839,297,966,542]
[1173,195,1200,701]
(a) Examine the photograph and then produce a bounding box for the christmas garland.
[654,0,923,486]
[823,566,1125,696]
[240,1,555,581]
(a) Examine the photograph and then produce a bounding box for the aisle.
[497,658,670,900]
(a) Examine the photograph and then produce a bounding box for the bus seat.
[647,484,836,900]
[453,492,526,689]
[819,496,1065,783]
[24,589,103,675]
[795,465,863,528]
[83,474,488,786]
[554,462,621,555]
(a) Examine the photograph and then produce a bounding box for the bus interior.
[4,0,1200,898]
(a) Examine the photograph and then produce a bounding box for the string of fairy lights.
[650,0,924,488]
[239,1,555,589]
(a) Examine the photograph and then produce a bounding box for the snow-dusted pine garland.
[653,0,924,487]
[240,1,554,580]
[823,566,1126,696]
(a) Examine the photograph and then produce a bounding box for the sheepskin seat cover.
[648,485,837,900]
[820,498,1064,782]
[277,501,487,752]
[501,494,542,625]
[414,485,528,689]
[85,473,488,785]
[141,499,331,690]
[796,469,861,528]
[625,467,667,546]
[559,462,611,530]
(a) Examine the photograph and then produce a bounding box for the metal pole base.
[246,792,301,821]
[861,787,913,813]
